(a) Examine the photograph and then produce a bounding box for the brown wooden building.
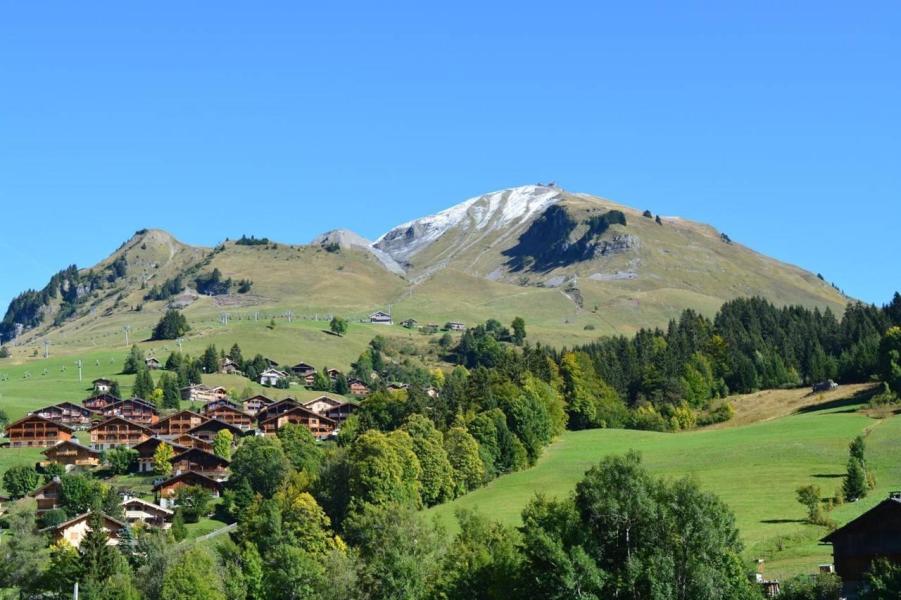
[151,410,207,436]
[291,362,316,378]
[83,393,120,411]
[302,395,344,415]
[90,416,151,450]
[170,447,230,475]
[32,402,97,428]
[42,439,102,468]
[187,418,244,443]
[170,433,214,452]
[46,512,125,548]
[132,437,187,473]
[202,404,253,429]
[323,402,359,426]
[121,496,173,528]
[33,477,63,513]
[821,492,901,594]
[259,405,336,439]
[348,378,370,397]
[255,398,302,422]
[240,395,273,416]
[6,414,74,448]
[101,398,159,425]
[153,471,224,508]
[201,398,240,413]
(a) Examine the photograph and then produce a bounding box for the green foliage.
[213,429,234,460]
[843,457,868,502]
[132,367,155,399]
[277,423,323,474]
[105,446,138,475]
[330,316,349,337]
[879,326,901,394]
[59,473,103,516]
[511,316,526,346]
[2,465,41,498]
[348,430,422,510]
[160,372,181,408]
[153,442,175,476]
[175,485,213,522]
[80,512,119,584]
[161,546,226,600]
[779,573,842,600]
[171,510,187,541]
[402,415,455,506]
[122,344,145,375]
[228,436,291,502]
[444,426,485,496]
[0,504,47,595]
[152,309,190,340]
[0,346,8,358]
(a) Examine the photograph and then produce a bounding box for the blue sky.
[1,2,898,310]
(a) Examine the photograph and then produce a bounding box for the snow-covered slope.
[311,229,405,275]
[374,185,563,264]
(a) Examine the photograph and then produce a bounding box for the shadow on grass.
[760,518,806,524]
[796,387,878,415]
[812,473,845,479]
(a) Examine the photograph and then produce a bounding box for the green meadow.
[428,396,901,580]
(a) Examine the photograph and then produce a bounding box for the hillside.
[0,185,848,356]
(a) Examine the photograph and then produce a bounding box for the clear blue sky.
[1,2,898,311]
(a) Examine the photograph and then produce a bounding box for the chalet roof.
[260,405,337,427]
[260,367,288,377]
[92,378,114,384]
[170,447,230,467]
[180,384,211,392]
[203,403,250,417]
[131,436,187,453]
[347,378,367,386]
[31,476,62,498]
[821,495,901,543]
[188,418,244,436]
[145,357,162,365]
[41,511,127,534]
[152,470,224,492]
[255,398,302,420]
[42,439,101,457]
[89,416,152,432]
[38,401,96,413]
[302,396,344,409]
[242,395,274,406]
[370,311,391,318]
[104,397,159,413]
[154,410,206,426]
[291,362,315,371]
[121,496,173,516]
[201,398,240,410]
[83,393,121,405]
[6,413,75,432]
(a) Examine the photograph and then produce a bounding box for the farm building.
[369,311,393,325]
[42,439,101,468]
[821,491,901,595]
[89,416,152,450]
[145,357,162,370]
[5,414,74,448]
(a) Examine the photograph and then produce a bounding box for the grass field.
[427,390,899,580]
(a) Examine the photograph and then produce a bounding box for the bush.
[152,309,190,340]
[39,508,68,529]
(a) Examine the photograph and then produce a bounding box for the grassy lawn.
[427,395,900,580]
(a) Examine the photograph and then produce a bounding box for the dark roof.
[89,416,152,432]
[260,405,337,427]
[170,447,230,467]
[131,436,187,453]
[42,511,127,533]
[6,413,75,432]
[152,471,224,492]
[92,378,114,384]
[42,439,101,457]
[821,496,901,543]
[188,418,244,436]
[104,397,159,413]
[154,410,206,426]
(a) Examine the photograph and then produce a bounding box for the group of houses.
[255,359,372,397]
[369,311,465,332]
[6,390,360,548]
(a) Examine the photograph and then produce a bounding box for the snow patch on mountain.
[374,185,562,262]
[311,229,405,276]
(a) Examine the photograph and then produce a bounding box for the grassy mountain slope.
[1,185,848,356]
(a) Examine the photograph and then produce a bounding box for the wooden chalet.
[132,437,187,473]
[201,397,240,413]
[326,368,341,381]
[220,358,242,375]
[369,310,393,325]
[263,357,280,369]
[42,439,101,468]
[187,418,244,443]
[259,368,288,386]
[5,414,73,448]
[348,378,370,397]
[302,395,344,415]
[121,496,173,527]
[201,404,253,429]
[101,398,159,425]
[46,512,125,548]
[145,357,162,370]
[290,362,316,378]
[153,471,224,508]
[89,416,151,450]
[92,378,114,394]
[170,433,214,452]
[323,402,358,426]
[259,405,336,439]
[83,393,120,411]
[180,384,228,404]
[151,410,207,436]
[170,447,230,475]
[240,395,273,416]
[31,402,96,428]
[33,477,63,513]
[821,492,901,594]
[255,398,302,422]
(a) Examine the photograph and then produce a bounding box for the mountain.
[0,185,848,349]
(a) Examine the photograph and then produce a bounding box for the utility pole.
[176,337,183,352]
[123,325,131,346]
[75,359,83,382]
[43,339,50,359]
